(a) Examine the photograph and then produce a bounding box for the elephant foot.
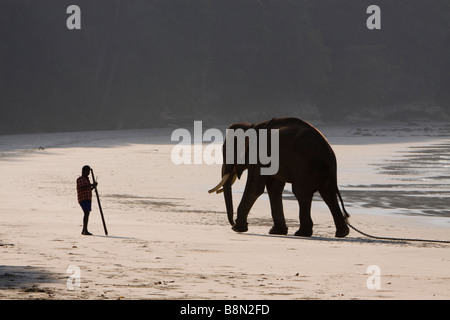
[294,227,313,237]
[232,221,248,233]
[269,225,288,235]
[335,225,350,238]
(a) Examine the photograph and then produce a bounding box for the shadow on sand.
[240,232,450,247]
[0,265,60,290]
[239,232,409,245]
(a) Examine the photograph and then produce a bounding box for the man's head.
[82,165,91,177]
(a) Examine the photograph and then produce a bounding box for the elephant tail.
[337,188,350,220]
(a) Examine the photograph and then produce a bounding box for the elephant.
[209,117,350,238]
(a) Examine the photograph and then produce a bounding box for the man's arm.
[80,182,97,190]
[78,179,97,190]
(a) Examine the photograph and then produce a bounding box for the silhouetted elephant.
[209,117,350,238]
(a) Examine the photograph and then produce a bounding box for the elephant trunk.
[209,164,237,226]
[223,176,234,226]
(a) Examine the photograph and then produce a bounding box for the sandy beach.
[1,122,449,300]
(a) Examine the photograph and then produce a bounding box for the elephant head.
[208,122,252,226]
[209,119,279,228]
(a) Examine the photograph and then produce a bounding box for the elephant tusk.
[231,173,237,184]
[208,173,230,193]
[215,174,237,194]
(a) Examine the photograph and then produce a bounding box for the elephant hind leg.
[292,186,314,237]
[266,178,288,235]
[319,183,349,238]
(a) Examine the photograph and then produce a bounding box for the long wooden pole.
[91,168,108,236]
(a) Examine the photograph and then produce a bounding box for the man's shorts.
[79,200,92,212]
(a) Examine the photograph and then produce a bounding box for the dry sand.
[0,122,449,300]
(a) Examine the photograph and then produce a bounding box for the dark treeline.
[0,0,449,134]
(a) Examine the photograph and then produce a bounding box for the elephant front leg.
[232,194,258,233]
[233,174,266,233]
[233,201,253,232]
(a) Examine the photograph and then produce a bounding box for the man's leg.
[82,210,92,235]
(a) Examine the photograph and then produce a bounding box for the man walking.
[76,165,97,235]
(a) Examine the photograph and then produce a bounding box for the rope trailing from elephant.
[345,220,450,244]
[338,190,450,244]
